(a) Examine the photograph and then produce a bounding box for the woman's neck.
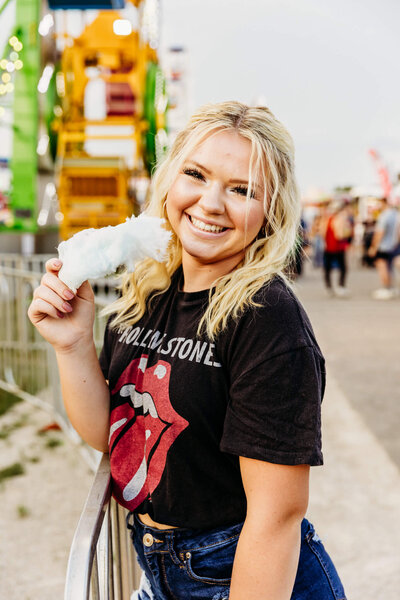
[181,252,243,292]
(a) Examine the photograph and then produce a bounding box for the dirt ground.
[0,398,93,600]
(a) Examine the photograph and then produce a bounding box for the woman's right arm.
[27,259,110,452]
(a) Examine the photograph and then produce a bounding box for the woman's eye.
[182,168,205,181]
[232,185,255,198]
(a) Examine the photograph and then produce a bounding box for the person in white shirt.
[368,197,400,299]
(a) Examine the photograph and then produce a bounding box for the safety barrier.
[0,253,117,467]
[0,254,140,595]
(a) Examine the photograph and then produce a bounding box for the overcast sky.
[1,0,399,196]
[161,0,400,195]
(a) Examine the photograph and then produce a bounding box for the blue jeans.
[127,514,347,600]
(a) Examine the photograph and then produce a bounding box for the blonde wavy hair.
[103,101,301,339]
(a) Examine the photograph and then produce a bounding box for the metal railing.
[65,454,142,600]
[0,254,140,596]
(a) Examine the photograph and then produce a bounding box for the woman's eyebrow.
[184,160,212,175]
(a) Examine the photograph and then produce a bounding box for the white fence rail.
[0,254,140,597]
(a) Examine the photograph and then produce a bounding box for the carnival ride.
[0,0,168,239]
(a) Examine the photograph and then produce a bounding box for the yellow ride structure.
[53,1,166,239]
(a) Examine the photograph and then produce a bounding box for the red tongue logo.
[109,356,188,510]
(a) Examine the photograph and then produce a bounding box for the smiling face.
[166,129,266,288]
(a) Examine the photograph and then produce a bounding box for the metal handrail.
[65,454,142,600]
[65,454,112,600]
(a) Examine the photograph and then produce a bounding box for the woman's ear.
[256,220,268,240]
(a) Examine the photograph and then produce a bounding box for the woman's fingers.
[28,297,65,323]
[41,271,75,301]
[45,259,95,304]
[45,258,62,274]
[45,258,75,298]
[33,285,73,314]
[28,259,76,326]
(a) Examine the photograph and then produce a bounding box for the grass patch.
[0,428,10,440]
[0,413,30,440]
[0,389,21,416]
[45,437,63,449]
[0,462,25,483]
[17,504,30,518]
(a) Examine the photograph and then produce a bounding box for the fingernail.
[63,290,74,300]
[56,310,64,319]
[62,302,72,313]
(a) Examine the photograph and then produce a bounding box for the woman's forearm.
[229,516,302,600]
[55,340,110,452]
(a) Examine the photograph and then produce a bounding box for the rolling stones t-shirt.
[99,270,325,529]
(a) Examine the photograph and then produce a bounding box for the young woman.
[28,101,346,600]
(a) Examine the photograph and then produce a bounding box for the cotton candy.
[57,215,171,293]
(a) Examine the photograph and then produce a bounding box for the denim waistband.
[127,512,312,555]
[127,513,244,554]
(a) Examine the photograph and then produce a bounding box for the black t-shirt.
[99,270,325,529]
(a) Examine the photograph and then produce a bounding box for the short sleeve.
[220,346,324,466]
[376,211,388,231]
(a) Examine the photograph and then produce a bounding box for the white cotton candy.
[57,215,171,293]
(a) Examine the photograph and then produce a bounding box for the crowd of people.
[297,197,400,299]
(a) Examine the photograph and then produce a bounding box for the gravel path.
[0,399,93,600]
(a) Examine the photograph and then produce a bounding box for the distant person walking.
[290,217,308,278]
[323,201,353,297]
[310,213,325,268]
[368,197,400,299]
[361,218,376,268]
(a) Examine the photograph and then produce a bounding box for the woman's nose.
[197,184,225,214]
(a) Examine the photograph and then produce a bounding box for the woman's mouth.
[187,214,228,234]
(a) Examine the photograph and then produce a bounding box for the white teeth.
[119,384,158,418]
[142,392,158,418]
[189,216,225,233]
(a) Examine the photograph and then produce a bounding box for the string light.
[37,134,50,156]
[56,72,65,97]
[37,64,54,94]
[0,34,25,102]
[113,19,132,36]
[38,14,54,37]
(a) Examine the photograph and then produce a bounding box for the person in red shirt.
[323,201,352,296]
